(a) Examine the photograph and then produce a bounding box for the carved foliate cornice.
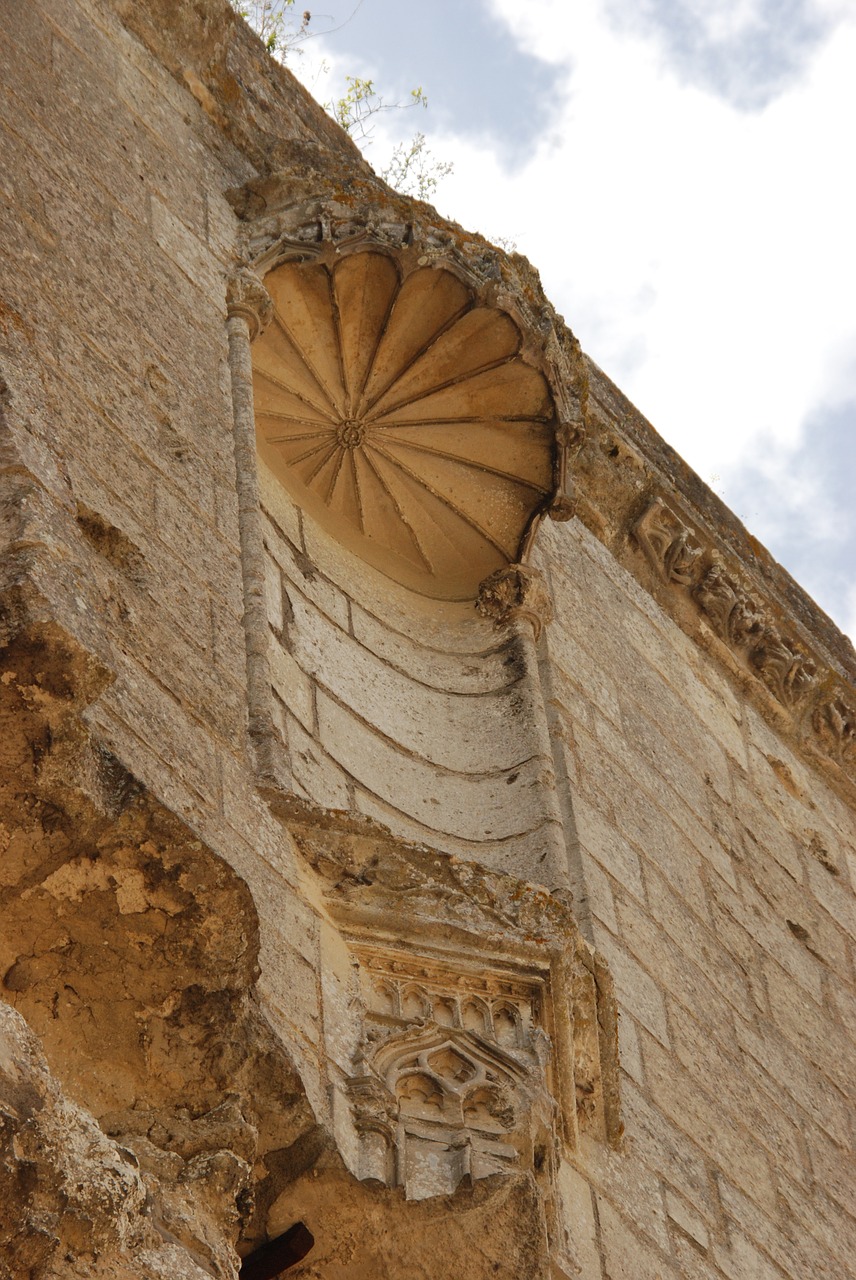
[630,494,855,780]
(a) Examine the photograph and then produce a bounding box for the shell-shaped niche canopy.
[252,247,557,600]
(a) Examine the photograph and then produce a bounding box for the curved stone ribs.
[632,498,856,775]
[251,248,556,600]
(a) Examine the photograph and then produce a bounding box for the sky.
[284,0,856,641]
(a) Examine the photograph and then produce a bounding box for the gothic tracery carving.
[346,951,554,1201]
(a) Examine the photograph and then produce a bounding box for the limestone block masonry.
[1,1,854,1278]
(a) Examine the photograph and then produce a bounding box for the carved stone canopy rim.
[251,246,559,600]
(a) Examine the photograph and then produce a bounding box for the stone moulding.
[225,265,287,792]
[631,496,856,778]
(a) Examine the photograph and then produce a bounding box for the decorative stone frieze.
[629,496,856,775]
[693,559,761,648]
[749,626,817,709]
[813,693,856,764]
[476,564,554,639]
[634,497,702,586]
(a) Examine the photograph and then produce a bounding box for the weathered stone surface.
[2,0,854,1276]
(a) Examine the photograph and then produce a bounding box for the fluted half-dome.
[252,250,556,599]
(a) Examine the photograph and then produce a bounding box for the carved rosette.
[476,564,554,639]
[226,268,274,341]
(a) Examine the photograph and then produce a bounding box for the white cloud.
[292,1,856,636]
[441,0,856,473]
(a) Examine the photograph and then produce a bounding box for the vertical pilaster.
[476,563,570,891]
[225,268,285,787]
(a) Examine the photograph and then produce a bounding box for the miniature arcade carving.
[345,948,554,1200]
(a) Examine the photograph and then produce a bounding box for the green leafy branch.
[232,3,454,200]
[327,77,426,142]
[231,0,310,54]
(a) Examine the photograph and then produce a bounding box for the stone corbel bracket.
[291,821,623,1177]
[476,564,554,641]
[630,495,856,780]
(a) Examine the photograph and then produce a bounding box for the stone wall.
[538,514,855,1278]
[1,0,853,1277]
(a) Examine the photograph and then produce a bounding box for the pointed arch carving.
[351,1022,539,1201]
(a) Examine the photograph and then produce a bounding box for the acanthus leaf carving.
[693,559,761,647]
[629,496,855,777]
[749,626,817,708]
[813,694,856,762]
[633,498,703,586]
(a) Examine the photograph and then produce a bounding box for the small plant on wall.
[231,0,453,199]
